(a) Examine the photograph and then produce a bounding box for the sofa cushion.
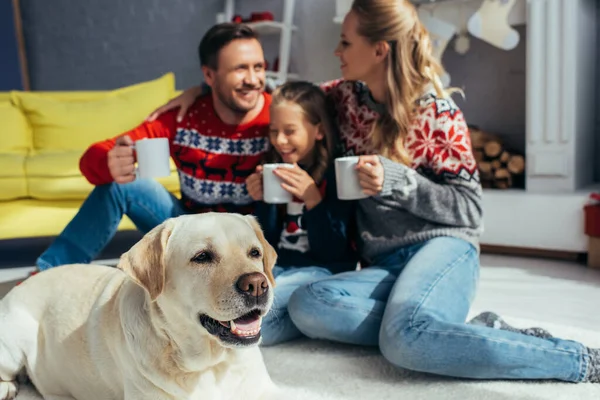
[0,199,139,240]
[0,154,26,178]
[25,151,180,200]
[11,72,175,153]
[0,154,27,200]
[0,100,32,153]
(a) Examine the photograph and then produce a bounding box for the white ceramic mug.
[134,138,171,179]
[335,156,369,200]
[263,163,294,204]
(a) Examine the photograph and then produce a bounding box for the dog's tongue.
[234,314,261,331]
[230,313,261,336]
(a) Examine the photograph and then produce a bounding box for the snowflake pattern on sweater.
[320,79,483,260]
[321,80,478,185]
[79,93,271,215]
[173,97,270,211]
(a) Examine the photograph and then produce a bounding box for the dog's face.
[117,213,277,348]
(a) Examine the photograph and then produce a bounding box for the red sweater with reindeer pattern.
[79,93,271,214]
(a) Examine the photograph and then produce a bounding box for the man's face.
[203,38,266,115]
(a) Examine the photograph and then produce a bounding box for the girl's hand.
[274,164,322,210]
[356,155,384,196]
[146,86,204,122]
[246,166,264,201]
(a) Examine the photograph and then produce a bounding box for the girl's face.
[334,10,381,82]
[269,102,323,165]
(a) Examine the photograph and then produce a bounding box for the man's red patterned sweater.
[320,80,483,262]
[79,93,271,214]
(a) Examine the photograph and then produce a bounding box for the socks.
[467,0,519,50]
[584,348,600,383]
[468,311,554,339]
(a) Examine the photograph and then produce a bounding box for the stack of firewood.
[469,126,525,189]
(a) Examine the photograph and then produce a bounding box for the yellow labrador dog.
[0,213,278,400]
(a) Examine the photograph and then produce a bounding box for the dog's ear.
[117,220,173,301]
[244,215,277,286]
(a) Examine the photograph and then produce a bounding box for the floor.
[2,253,600,332]
[4,253,600,399]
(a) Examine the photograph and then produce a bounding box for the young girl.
[247,81,358,346]
[147,0,600,383]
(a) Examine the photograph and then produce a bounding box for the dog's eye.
[248,247,261,258]
[191,251,213,264]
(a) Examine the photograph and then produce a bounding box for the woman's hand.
[274,164,322,210]
[146,86,204,122]
[356,155,384,196]
[246,166,264,201]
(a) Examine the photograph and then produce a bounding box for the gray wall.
[443,25,527,155]
[20,0,222,90]
[18,0,337,91]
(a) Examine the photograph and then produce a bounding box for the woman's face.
[334,10,380,82]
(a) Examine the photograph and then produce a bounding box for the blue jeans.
[288,236,590,382]
[261,265,332,347]
[37,179,188,270]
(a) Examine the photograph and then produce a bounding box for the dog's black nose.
[236,272,268,298]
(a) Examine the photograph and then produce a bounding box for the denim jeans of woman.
[260,265,332,346]
[287,236,590,382]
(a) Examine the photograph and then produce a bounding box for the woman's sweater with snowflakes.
[322,80,484,262]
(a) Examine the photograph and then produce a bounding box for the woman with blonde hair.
[147,0,600,383]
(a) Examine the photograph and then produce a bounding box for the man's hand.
[146,85,204,122]
[108,135,136,184]
[273,164,322,210]
[356,155,384,196]
[246,166,264,201]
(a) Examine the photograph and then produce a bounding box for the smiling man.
[35,23,272,271]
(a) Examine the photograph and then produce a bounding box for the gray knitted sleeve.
[375,103,483,230]
[378,156,483,229]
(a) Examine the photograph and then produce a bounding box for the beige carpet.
[10,314,600,400]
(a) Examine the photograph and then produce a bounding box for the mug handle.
[129,143,139,179]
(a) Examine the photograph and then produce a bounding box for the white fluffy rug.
[15,314,600,399]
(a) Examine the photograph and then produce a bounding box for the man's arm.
[80,111,178,185]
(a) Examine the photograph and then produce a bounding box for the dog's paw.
[0,381,19,400]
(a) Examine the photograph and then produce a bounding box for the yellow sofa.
[0,73,181,241]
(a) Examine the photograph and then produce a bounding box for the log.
[494,180,511,189]
[494,168,512,189]
[494,168,511,180]
[507,155,525,175]
[484,140,502,158]
[469,125,500,150]
[478,161,493,180]
[468,126,486,149]
[468,125,526,190]
[474,149,484,163]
